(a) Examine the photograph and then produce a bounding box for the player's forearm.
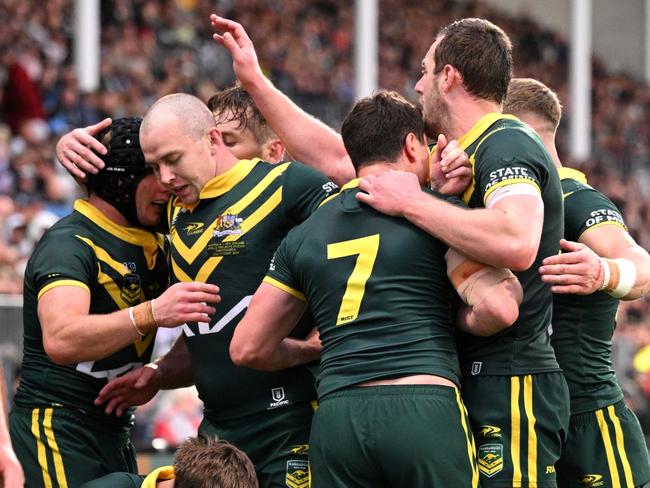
[402,194,537,270]
[457,279,521,336]
[43,308,154,365]
[234,337,319,371]
[154,335,194,389]
[244,76,355,185]
[610,246,650,300]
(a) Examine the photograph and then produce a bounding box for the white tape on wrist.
[600,258,636,298]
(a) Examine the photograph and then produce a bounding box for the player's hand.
[0,442,25,488]
[538,239,603,294]
[430,134,471,195]
[55,118,111,180]
[155,282,221,327]
[94,364,161,416]
[210,14,264,90]
[356,170,422,217]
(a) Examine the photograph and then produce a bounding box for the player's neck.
[358,160,410,178]
[87,194,130,227]
[448,97,501,140]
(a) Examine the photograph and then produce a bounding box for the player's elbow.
[43,335,77,365]
[472,289,521,336]
[229,340,270,369]
[501,240,537,271]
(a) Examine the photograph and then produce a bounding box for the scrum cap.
[86,117,151,227]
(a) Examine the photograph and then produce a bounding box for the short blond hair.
[503,78,562,130]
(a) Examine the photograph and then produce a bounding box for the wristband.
[129,306,146,337]
[150,298,158,326]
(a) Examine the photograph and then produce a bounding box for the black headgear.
[86,117,151,227]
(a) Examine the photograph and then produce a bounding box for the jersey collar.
[341,178,361,191]
[142,466,175,488]
[174,158,261,210]
[74,199,161,269]
[457,112,519,151]
[558,167,588,183]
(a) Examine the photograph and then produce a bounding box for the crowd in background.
[1,0,649,447]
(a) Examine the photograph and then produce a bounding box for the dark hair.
[503,78,563,130]
[86,117,151,227]
[434,18,512,104]
[174,435,258,488]
[207,86,276,144]
[341,90,425,171]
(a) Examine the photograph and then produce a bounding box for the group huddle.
[6,13,650,488]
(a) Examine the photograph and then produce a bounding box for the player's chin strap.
[599,258,637,299]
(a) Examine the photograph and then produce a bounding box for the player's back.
[270,179,461,399]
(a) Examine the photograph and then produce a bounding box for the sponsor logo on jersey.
[471,361,482,375]
[580,474,604,487]
[484,166,537,193]
[121,273,142,305]
[183,222,206,236]
[269,386,290,409]
[584,208,626,229]
[289,444,309,455]
[286,459,309,488]
[322,181,338,193]
[214,213,243,237]
[479,425,502,438]
[478,443,503,478]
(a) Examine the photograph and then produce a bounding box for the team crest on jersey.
[183,222,206,236]
[121,273,142,305]
[478,425,502,438]
[214,213,243,237]
[478,443,503,478]
[471,361,483,375]
[285,459,309,488]
[580,474,604,487]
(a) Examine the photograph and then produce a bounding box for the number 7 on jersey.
[327,234,380,326]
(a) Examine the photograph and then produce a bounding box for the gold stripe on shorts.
[608,405,633,488]
[596,408,622,488]
[455,389,479,487]
[43,408,68,488]
[31,408,53,488]
[511,377,522,484]
[523,375,538,483]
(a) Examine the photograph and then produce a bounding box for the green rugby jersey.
[15,200,169,428]
[453,113,563,376]
[168,158,336,421]
[265,179,461,399]
[552,167,627,414]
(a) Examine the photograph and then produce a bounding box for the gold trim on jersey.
[142,466,175,488]
[74,200,160,269]
[558,167,588,184]
[173,158,261,210]
[172,163,290,266]
[75,236,155,354]
[320,178,361,207]
[455,389,480,487]
[448,113,519,205]
[263,276,306,301]
[38,280,89,300]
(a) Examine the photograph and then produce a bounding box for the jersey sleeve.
[30,233,97,298]
[473,128,545,206]
[263,232,306,301]
[281,162,339,223]
[564,188,628,241]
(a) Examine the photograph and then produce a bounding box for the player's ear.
[403,132,420,163]
[207,127,223,156]
[262,138,285,164]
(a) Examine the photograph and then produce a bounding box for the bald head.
[141,93,215,140]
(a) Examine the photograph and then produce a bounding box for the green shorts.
[9,406,137,488]
[199,400,315,488]
[461,372,571,487]
[556,400,650,488]
[309,385,479,488]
